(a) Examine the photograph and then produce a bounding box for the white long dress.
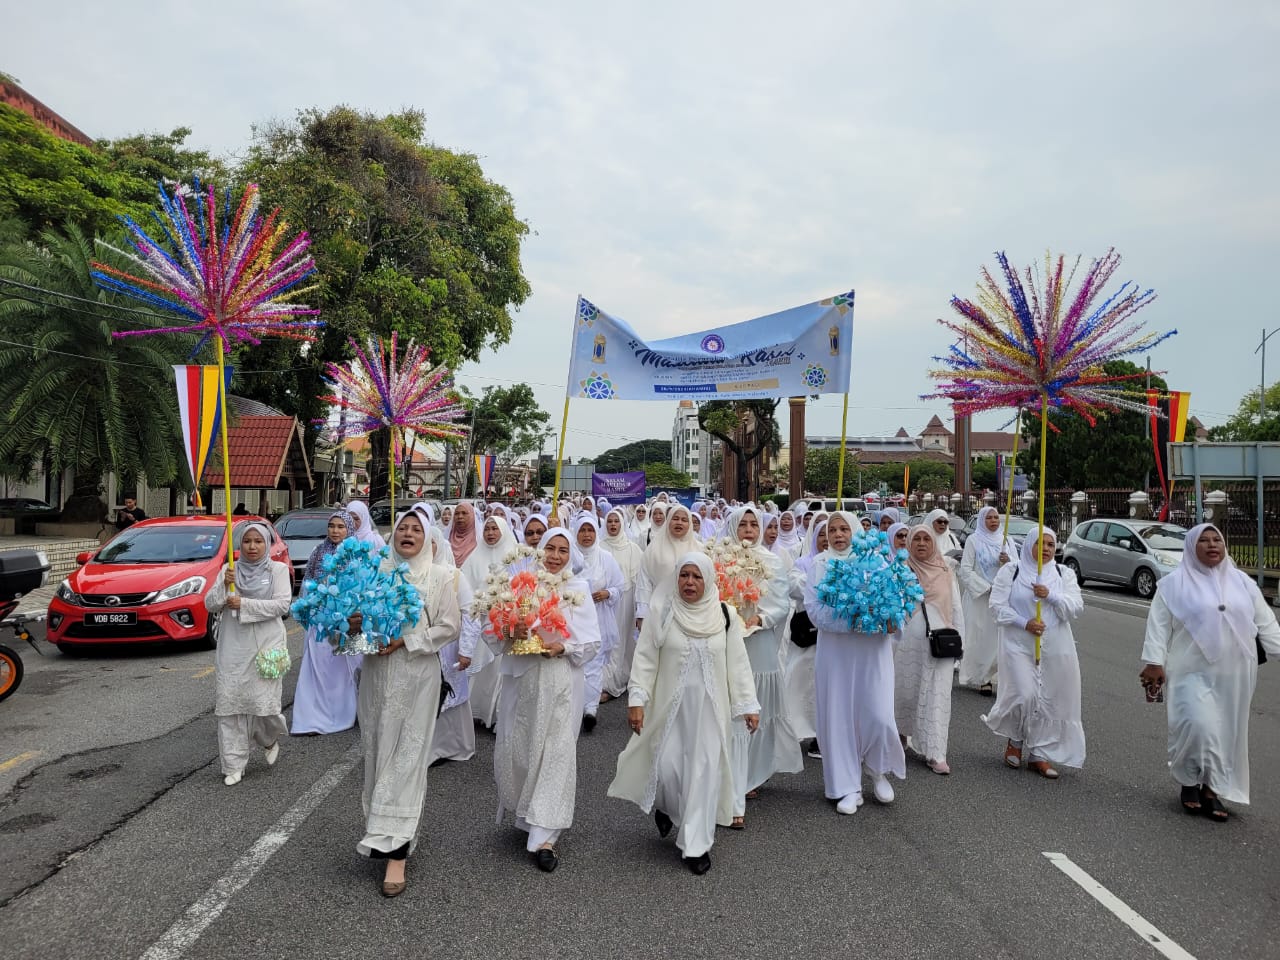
[983,562,1086,767]
[206,562,292,776]
[608,603,759,857]
[491,580,601,851]
[895,586,965,764]
[957,537,1002,689]
[357,563,461,856]
[729,553,803,810]
[804,558,907,800]
[580,552,624,719]
[1141,589,1280,804]
[429,572,476,764]
[601,537,643,698]
[291,617,361,735]
[783,558,818,742]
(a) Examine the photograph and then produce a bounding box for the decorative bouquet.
[704,538,772,628]
[471,545,585,655]
[290,539,424,655]
[816,529,924,634]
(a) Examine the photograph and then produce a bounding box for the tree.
[971,455,998,490]
[1208,382,1280,442]
[591,439,672,473]
[699,399,781,501]
[235,107,532,499]
[1018,360,1164,489]
[0,225,186,518]
[642,462,692,488]
[463,383,550,495]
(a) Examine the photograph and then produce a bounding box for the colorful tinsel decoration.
[924,249,1174,425]
[92,181,321,351]
[290,539,423,654]
[815,529,924,634]
[319,333,469,464]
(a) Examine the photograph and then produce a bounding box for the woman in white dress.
[984,527,1084,779]
[428,527,476,765]
[490,527,601,872]
[1140,523,1280,820]
[926,508,962,557]
[635,505,697,630]
[645,503,668,547]
[600,508,643,701]
[896,526,965,775]
[345,499,386,550]
[775,510,803,559]
[803,512,906,813]
[628,503,651,545]
[291,509,361,735]
[724,506,803,824]
[355,508,460,896]
[609,553,759,874]
[957,506,1010,694]
[459,516,518,730]
[573,514,623,732]
[784,518,828,756]
[206,522,292,786]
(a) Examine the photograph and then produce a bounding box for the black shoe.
[582,714,597,734]
[534,848,559,873]
[654,809,674,838]
[683,852,711,875]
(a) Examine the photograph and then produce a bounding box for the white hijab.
[1156,523,1257,663]
[390,507,437,583]
[666,552,727,638]
[969,506,1011,579]
[345,500,386,550]
[776,510,803,553]
[926,508,957,552]
[1008,526,1066,629]
[816,511,860,562]
[460,515,517,588]
[572,513,605,585]
[642,504,697,586]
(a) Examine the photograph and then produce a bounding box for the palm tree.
[0,223,187,520]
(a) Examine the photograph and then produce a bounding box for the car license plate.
[85,612,137,626]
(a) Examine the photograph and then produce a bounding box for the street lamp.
[1255,327,1280,422]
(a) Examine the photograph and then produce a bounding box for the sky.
[6,1,1280,462]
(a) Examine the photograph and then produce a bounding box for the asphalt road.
[1,590,1277,960]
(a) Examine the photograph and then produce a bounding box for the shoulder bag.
[921,602,963,660]
[789,608,818,649]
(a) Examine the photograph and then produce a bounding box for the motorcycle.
[0,548,52,702]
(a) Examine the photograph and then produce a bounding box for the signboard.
[591,471,647,504]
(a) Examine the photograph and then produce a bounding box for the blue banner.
[566,293,855,402]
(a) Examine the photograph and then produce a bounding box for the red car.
[46,515,292,651]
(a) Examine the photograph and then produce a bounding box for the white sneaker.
[224,771,243,786]
[265,743,279,766]
[836,793,861,815]
[872,775,894,804]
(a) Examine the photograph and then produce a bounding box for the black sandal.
[1200,787,1229,823]
[1180,785,1201,814]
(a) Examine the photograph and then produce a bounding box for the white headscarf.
[461,515,517,588]
[926,508,958,553]
[776,509,803,553]
[1008,526,1066,629]
[234,522,277,599]
[969,506,1011,579]
[817,511,860,561]
[666,552,727,638]
[642,504,697,588]
[795,518,829,577]
[345,500,386,550]
[886,521,909,554]
[1156,524,1257,664]
[390,507,436,581]
[572,514,605,584]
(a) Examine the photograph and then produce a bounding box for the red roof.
[204,415,313,488]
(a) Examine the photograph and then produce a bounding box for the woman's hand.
[591,589,609,603]
[998,552,1009,565]
[347,612,363,635]
[744,714,760,734]
[1139,663,1166,687]
[744,614,761,630]
[223,567,236,588]
[634,618,644,632]
[457,655,472,670]
[226,595,242,611]
[378,637,405,656]
[1033,583,1050,599]
[1025,618,1046,636]
[628,706,644,735]
[540,640,566,657]
[511,622,529,641]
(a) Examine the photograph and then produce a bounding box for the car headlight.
[155,575,207,603]
[55,579,83,606]
[1153,550,1181,567]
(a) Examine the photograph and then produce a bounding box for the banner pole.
[214,336,235,588]
[551,396,571,523]
[835,391,850,511]
[1034,396,1049,665]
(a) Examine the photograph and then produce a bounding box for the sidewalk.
[1,535,100,618]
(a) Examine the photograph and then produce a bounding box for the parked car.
[274,508,335,587]
[0,497,62,535]
[369,498,427,528]
[45,515,291,652]
[794,498,866,515]
[1062,519,1187,599]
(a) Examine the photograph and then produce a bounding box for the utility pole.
[1255,327,1280,423]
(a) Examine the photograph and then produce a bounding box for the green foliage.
[642,462,692,488]
[804,449,953,496]
[971,455,998,489]
[0,225,186,510]
[698,399,780,500]
[1018,360,1163,489]
[1207,382,1280,441]
[591,439,672,473]
[462,383,550,496]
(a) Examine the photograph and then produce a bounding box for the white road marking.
[1043,852,1196,960]
[138,745,360,960]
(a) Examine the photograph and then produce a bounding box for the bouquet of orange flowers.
[704,537,771,628]
[471,545,584,654]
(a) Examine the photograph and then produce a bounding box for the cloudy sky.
[7,1,1279,461]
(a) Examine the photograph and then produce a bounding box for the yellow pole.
[1034,396,1049,663]
[214,336,234,587]
[835,391,850,510]
[1003,409,1022,543]
[550,396,571,525]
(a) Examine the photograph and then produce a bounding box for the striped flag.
[474,454,496,492]
[174,365,231,505]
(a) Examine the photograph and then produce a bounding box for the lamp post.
[1255,327,1280,422]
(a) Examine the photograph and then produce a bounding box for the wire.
[0,276,202,327]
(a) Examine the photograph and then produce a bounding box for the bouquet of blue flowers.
[290,539,423,655]
[815,529,925,634]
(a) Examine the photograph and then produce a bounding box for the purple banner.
[591,471,646,504]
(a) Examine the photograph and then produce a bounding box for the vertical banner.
[173,365,231,506]
[474,454,495,493]
[1148,389,1190,520]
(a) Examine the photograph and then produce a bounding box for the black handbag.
[921,603,963,659]
[1258,637,1268,666]
[789,608,818,649]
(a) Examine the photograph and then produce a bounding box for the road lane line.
[1042,852,1196,960]
[138,745,360,960]
[0,750,40,773]
[191,666,214,679]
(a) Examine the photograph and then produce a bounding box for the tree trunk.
[367,427,391,504]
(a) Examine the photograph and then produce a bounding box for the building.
[671,401,715,494]
[1,78,94,146]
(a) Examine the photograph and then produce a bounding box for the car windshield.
[96,527,226,563]
[1136,524,1187,550]
[1005,518,1039,536]
[276,516,331,539]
